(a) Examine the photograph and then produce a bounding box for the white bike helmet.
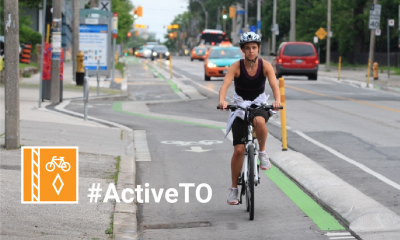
[239,32,261,48]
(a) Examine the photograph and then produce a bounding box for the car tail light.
[211,42,215,46]
[315,60,319,64]
[278,59,282,63]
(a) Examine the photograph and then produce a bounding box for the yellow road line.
[286,85,400,113]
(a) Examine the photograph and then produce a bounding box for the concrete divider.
[271,151,400,234]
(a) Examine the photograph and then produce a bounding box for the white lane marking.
[329,237,355,240]
[294,130,400,191]
[134,130,151,161]
[184,146,212,153]
[325,232,351,237]
[161,140,222,146]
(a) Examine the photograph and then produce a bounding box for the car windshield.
[209,48,242,59]
[283,44,315,56]
[154,46,168,51]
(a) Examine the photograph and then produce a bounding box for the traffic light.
[127,32,132,37]
[133,9,138,19]
[167,24,179,29]
[136,6,143,17]
[169,33,174,39]
[222,9,228,19]
[229,6,236,18]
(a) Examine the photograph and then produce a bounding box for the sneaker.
[227,188,239,205]
[259,151,271,170]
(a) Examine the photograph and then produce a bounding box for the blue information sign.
[79,24,109,70]
[236,10,245,14]
[250,25,257,33]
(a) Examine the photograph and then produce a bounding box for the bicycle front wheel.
[246,145,255,220]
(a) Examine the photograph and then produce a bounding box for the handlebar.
[217,104,283,111]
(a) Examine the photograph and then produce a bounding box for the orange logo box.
[21,147,79,204]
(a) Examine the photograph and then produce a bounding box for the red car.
[272,42,319,80]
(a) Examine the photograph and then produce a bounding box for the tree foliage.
[163,12,191,52]
[0,0,43,54]
[112,0,134,44]
[183,0,400,63]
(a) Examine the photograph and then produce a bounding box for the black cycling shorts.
[231,110,271,146]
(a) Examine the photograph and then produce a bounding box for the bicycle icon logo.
[45,156,71,172]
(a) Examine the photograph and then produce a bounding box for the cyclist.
[218,32,281,205]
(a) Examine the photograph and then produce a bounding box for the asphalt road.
[65,56,400,240]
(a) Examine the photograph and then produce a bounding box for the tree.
[112,0,134,44]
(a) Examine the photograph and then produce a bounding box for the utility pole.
[217,6,220,29]
[326,0,331,69]
[90,0,97,8]
[257,0,261,36]
[290,0,296,41]
[73,0,79,84]
[4,0,20,149]
[50,0,62,104]
[368,0,379,71]
[244,0,248,31]
[272,0,277,54]
[38,0,47,108]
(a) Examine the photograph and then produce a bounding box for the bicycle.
[218,104,283,220]
[45,156,71,172]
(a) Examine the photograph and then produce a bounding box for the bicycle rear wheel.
[246,145,255,220]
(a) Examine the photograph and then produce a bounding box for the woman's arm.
[219,61,239,110]
[263,59,282,110]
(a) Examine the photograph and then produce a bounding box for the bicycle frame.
[241,124,259,185]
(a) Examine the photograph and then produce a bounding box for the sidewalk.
[318,64,400,93]
[0,60,136,239]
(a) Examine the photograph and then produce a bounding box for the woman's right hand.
[219,101,228,110]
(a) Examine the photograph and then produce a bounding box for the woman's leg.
[231,144,245,188]
[253,116,267,152]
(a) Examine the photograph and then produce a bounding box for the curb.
[48,99,138,239]
[270,151,400,234]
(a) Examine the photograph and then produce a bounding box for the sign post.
[368,3,381,87]
[388,19,394,78]
[112,13,118,82]
[315,28,327,64]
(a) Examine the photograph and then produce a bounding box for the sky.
[130,0,189,42]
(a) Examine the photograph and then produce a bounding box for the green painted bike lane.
[112,101,345,232]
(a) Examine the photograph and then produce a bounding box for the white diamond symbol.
[52,174,64,195]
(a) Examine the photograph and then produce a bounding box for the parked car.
[151,45,170,61]
[271,42,319,80]
[204,46,243,81]
[190,46,207,61]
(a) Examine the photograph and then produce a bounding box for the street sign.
[250,25,256,33]
[369,4,381,29]
[389,19,395,27]
[313,36,318,44]
[236,10,245,14]
[99,0,111,11]
[375,29,381,36]
[112,13,118,39]
[315,27,327,40]
[271,24,279,32]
